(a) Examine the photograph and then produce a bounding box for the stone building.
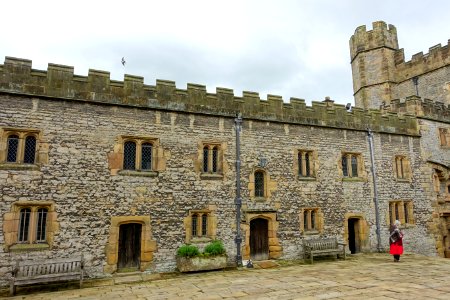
[0,21,449,285]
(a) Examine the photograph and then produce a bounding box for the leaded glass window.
[141,143,152,170]
[255,171,265,197]
[24,136,36,164]
[7,135,19,162]
[201,214,207,236]
[305,152,310,177]
[212,147,218,173]
[203,147,209,172]
[18,208,31,242]
[192,214,198,236]
[311,210,316,229]
[298,152,303,176]
[351,155,358,177]
[303,210,308,229]
[36,208,48,242]
[404,203,409,224]
[342,155,348,177]
[123,141,136,170]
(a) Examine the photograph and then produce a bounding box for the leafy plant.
[204,240,226,256]
[176,244,200,258]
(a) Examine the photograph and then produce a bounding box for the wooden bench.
[303,237,346,264]
[10,256,84,296]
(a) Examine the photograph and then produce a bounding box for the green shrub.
[177,244,200,258]
[204,240,226,256]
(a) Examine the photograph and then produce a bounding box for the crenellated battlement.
[0,57,419,135]
[389,95,450,122]
[393,40,450,82]
[350,21,399,61]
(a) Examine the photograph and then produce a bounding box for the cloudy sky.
[1,0,450,105]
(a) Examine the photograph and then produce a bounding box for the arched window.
[203,146,209,172]
[24,136,37,164]
[7,135,19,162]
[305,152,310,177]
[212,146,218,173]
[141,143,152,170]
[191,214,198,236]
[341,155,348,177]
[18,208,31,242]
[351,155,358,177]
[201,214,208,236]
[36,208,48,242]
[255,171,265,197]
[123,141,136,170]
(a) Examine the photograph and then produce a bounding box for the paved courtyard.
[5,253,450,300]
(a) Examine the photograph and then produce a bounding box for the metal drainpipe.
[367,129,383,252]
[234,114,243,266]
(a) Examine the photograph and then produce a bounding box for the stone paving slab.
[3,253,450,299]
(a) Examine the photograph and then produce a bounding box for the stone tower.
[350,21,399,109]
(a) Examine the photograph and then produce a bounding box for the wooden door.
[118,223,142,270]
[250,218,269,260]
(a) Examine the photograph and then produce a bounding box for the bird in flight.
[121,57,126,66]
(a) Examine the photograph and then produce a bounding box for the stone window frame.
[299,208,324,235]
[0,128,47,171]
[248,168,277,201]
[394,155,412,181]
[439,128,450,148]
[340,152,366,181]
[198,141,225,180]
[3,201,59,252]
[109,135,166,176]
[294,149,318,180]
[183,209,217,244]
[388,200,415,227]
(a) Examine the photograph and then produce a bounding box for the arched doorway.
[118,223,142,270]
[250,218,269,260]
[347,218,361,254]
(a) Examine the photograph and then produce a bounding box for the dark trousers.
[394,255,400,261]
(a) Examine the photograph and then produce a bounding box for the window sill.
[253,197,268,202]
[200,173,224,180]
[9,243,50,253]
[342,177,365,182]
[190,237,213,244]
[0,163,40,171]
[297,177,316,181]
[118,170,158,177]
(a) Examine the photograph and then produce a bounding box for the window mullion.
[208,147,213,173]
[136,140,142,170]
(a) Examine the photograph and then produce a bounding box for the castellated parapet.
[388,95,450,123]
[351,21,450,110]
[0,56,419,136]
[350,21,399,61]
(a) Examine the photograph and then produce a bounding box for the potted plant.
[176,240,227,272]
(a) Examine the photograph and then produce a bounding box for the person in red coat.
[389,220,404,262]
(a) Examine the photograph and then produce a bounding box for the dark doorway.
[118,223,142,270]
[348,218,361,254]
[250,218,269,260]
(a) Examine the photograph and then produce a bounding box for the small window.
[395,156,411,180]
[187,210,212,242]
[36,208,48,242]
[141,143,152,170]
[120,137,156,172]
[389,200,414,225]
[342,153,362,178]
[254,171,265,197]
[123,141,136,170]
[300,208,322,234]
[201,143,222,175]
[18,208,31,242]
[7,135,19,163]
[298,150,315,178]
[191,214,198,237]
[24,136,37,164]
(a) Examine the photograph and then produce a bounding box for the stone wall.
[0,93,437,285]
